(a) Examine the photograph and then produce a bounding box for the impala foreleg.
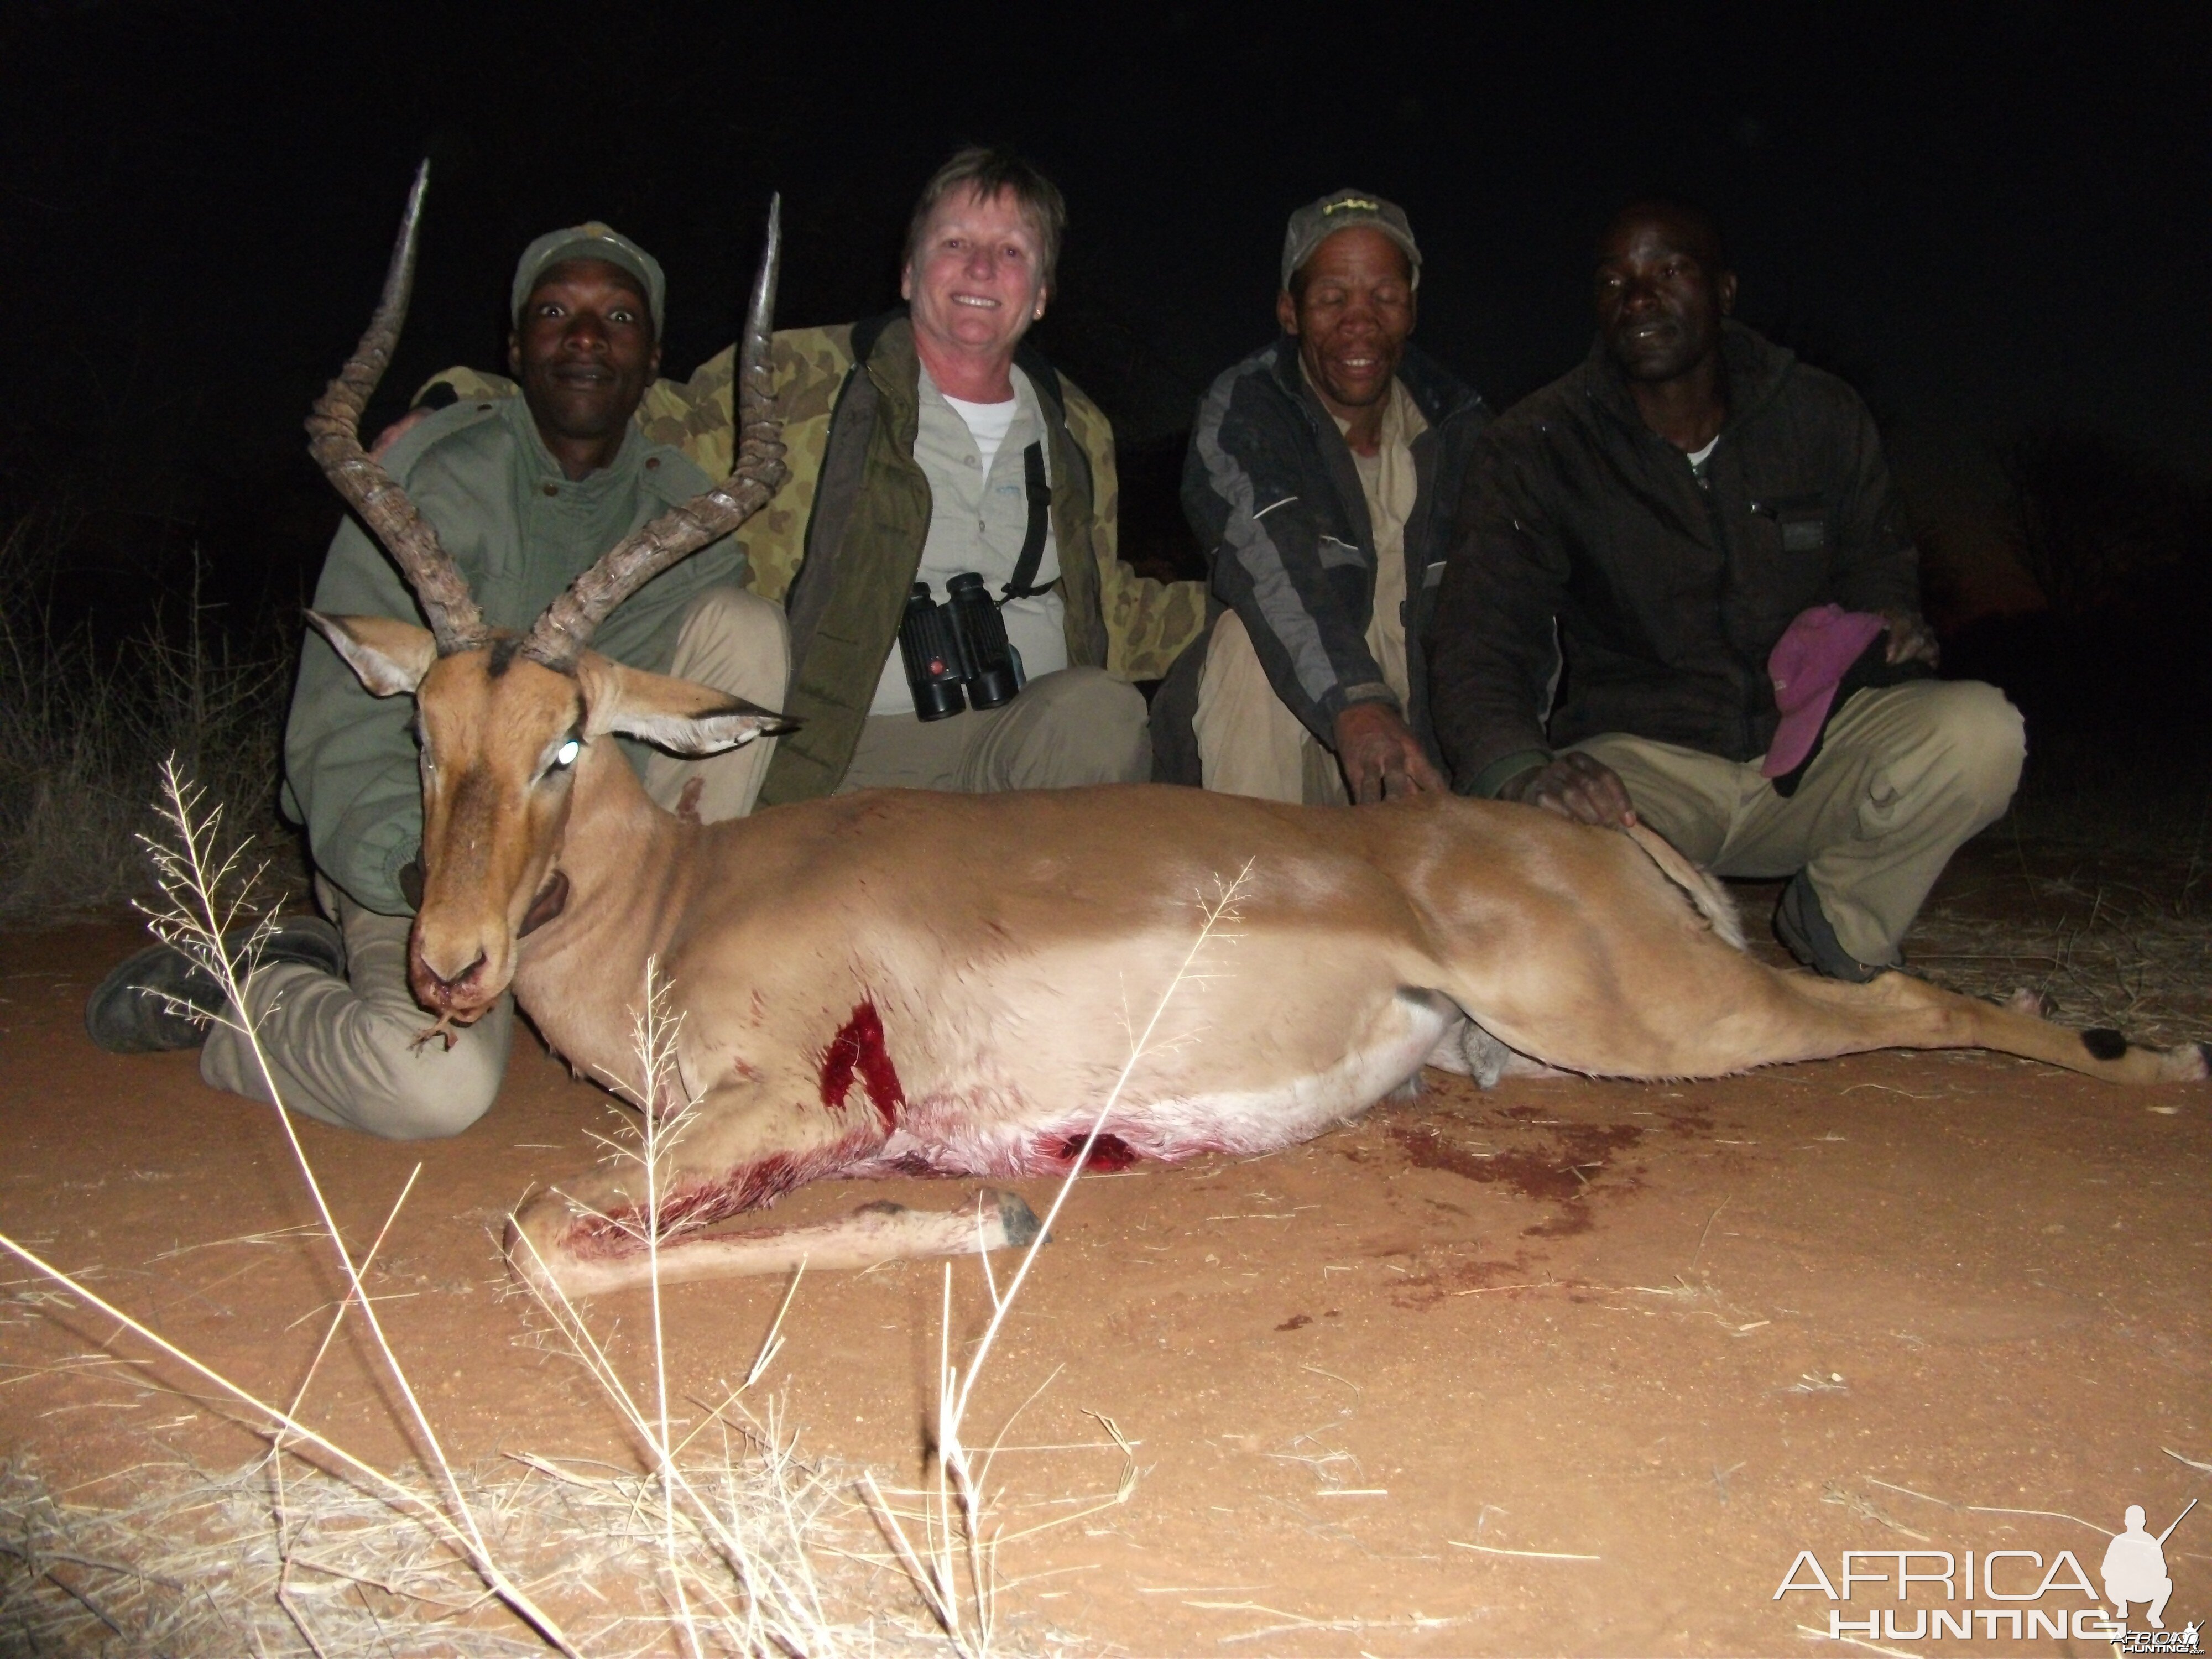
[503,1079,1046,1299]
[507,1181,1042,1299]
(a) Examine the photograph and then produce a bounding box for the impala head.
[304,164,790,1022]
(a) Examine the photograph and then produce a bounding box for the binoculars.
[896,573,1024,721]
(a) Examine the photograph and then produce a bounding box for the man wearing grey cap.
[85,220,788,1139]
[1156,189,1490,803]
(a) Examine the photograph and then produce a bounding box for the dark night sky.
[3,1,2206,612]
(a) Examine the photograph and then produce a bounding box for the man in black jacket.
[1426,201,2023,979]
[1163,190,1490,804]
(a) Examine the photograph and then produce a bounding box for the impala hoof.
[990,1190,1045,1249]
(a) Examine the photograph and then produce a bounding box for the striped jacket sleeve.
[1183,358,1391,743]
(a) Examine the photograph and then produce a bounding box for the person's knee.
[350,1025,508,1139]
[1925,681,2026,807]
[1027,668,1151,785]
[677,585,789,697]
[1061,669,1150,782]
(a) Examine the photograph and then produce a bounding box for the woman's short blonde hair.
[903,146,1068,293]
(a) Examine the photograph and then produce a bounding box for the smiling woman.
[899,160,1062,403]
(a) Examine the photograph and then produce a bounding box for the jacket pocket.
[1751,492,1830,554]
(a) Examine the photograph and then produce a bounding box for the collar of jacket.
[1264,336,1483,432]
[504,387,659,499]
[1581,318,1798,441]
[851,308,1072,429]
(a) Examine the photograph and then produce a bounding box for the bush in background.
[0,508,299,924]
[1944,427,2211,738]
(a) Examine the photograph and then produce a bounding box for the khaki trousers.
[1194,596,1409,807]
[201,584,788,1138]
[839,666,1150,793]
[1571,679,2025,967]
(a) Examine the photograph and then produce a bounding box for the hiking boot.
[84,915,347,1054]
[1772,872,1887,983]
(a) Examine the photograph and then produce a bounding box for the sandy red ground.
[2,908,2206,1655]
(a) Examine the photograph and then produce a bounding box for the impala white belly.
[863,984,1460,1179]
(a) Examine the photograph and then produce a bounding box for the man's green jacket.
[285,394,740,915]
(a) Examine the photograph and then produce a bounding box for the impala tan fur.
[310,171,2208,1301]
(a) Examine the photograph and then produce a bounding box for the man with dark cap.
[1160,189,1489,804]
[1426,200,2023,979]
[85,221,788,1137]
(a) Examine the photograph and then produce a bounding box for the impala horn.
[305,160,490,655]
[521,195,789,672]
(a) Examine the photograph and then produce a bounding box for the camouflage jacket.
[425,317,1203,799]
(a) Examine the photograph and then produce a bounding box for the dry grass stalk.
[1,770,991,1656]
[860,864,1249,1657]
[0,1444,937,1657]
[147,759,581,1651]
[2,763,578,1652]
[505,961,850,1658]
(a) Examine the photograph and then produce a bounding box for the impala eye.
[553,739,581,769]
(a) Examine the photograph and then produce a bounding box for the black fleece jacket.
[1425,322,1923,795]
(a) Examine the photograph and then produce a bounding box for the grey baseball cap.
[1280,189,1422,291]
[510,221,666,338]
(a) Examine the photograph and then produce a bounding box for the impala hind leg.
[1448,820,2205,1087]
[1451,911,2194,1093]
[1505,947,2211,1084]
[1759,969,2209,1085]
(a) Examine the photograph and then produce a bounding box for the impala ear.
[307,611,439,696]
[575,655,798,756]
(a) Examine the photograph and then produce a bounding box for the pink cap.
[1761,604,1888,778]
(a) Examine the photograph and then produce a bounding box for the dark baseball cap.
[511,221,666,338]
[1281,189,1421,291]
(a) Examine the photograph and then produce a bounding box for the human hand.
[1333,701,1448,805]
[1881,608,1939,669]
[1498,752,1637,827]
[369,405,435,461]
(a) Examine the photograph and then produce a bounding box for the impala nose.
[411,947,487,1006]
[409,926,495,1012]
[418,951,485,994]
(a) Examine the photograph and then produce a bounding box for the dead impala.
[305,176,2206,1300]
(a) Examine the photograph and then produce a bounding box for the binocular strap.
[999,441,1057,602]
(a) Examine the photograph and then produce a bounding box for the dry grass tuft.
[0,1442,944,1657]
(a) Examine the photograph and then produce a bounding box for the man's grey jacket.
[1152,338,1489,784]
[1425,321,1924,797]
